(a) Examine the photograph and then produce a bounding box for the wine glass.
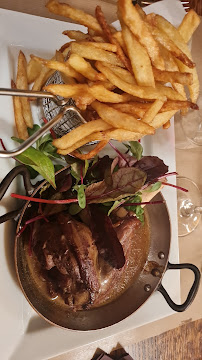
[177,176,202,237]
[175,91,202,149]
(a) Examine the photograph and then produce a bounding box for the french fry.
[104,128,141,141]
[118,0,165,70]
[110,103,146,118]
[155,84,184,101]
[74,92,95,110]
[95,6,132,72]
[142,98,166,124]
[11,80,28,140]
[149,13,199,102]
[95,61,174,100]
[27,57,42,84]
[68,53,106,81]
[178,9,200,43]
[153,67,193,86]
[148,24,194,69]
[88,80,115,90]
[44,83,90,98]
[53,119,111,150]
[163,121,171,129]
[31,56,85,83]
[63,30,92,41]
[101,63,136,84]
[32,52,55,92]
[88,85,133,103]
[151,110,177,129]
[112,31,128,55]
[57,131,110,155]
[122,24,155,87]
[80,42,117,52]
[91,101,155,134]
[158,45,187,101]
[70,42,125,67]
[16,51,33,128]
[72,140,109,160]
[111,99,198,117]
[46,0,103,34]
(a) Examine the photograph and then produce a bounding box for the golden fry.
[16,51,33,128]
[91,101,155,134]
[71,43,124,67]
[118,0,165,70]
[122,24,155,87]
[72,140,109,160]
[151,110,177,129]
[95,6,132,72]
[96,61,168,100]
[27,57,42,84]
[153,67,193,85]
[53,119,111,150]
[32,56,84,83]
[46,0,103,34]
[80,42,117,52]
[11,80,28,140]
[178,9,200,43]
[68,53,106,81]
[142,98,166,124]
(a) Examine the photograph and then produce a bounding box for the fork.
[180,0,202,15]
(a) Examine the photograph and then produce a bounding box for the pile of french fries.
[13,0,200,159]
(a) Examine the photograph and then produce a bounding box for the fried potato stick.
[178,9,200,43]
[53,119,111,150]
[95,6,132,72]
[91,101,155,134]
[68,54,106,81]
[16,51,33,128]
[11,80,28,140]
[32,56,85,83]
[71,42,125,67]
[46,0,103,34]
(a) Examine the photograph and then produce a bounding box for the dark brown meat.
[32,212,100,310]
[57,212,100,295]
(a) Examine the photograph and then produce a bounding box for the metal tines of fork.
[180,0,202,15]
[0,87,87,158]
[132,0,160,6]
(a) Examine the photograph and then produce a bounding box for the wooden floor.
[93,319,202,360]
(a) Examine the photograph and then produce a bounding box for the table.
[0,1,201,359]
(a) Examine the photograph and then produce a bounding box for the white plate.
[0,2,184,359]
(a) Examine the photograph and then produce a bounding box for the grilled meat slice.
[57,212,100,296]
[32,212,100,309]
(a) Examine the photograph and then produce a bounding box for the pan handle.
[0,165,35,223]
[158,262,201,312]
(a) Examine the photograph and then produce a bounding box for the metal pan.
[0,165,200,330]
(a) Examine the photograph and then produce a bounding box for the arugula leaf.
[71,162,81,182]
[125,194,145,223]
[39,141,60,159]
[16,147,56,188]
[124,141,143,160]
[73,184,86,209]
[27,125,40,137]
[145,181,162,192]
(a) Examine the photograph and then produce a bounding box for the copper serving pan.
[0,165,200,330]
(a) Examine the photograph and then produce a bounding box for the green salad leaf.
[124,141,143,160]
